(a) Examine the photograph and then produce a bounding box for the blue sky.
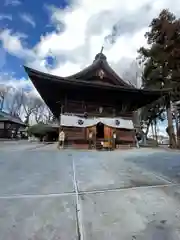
[0,0,68,80]
[0,0,179,134]
[0,0,179,88]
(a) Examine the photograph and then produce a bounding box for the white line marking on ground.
[0,192,75,200]
[79,183,179,195]
[72,157,84,240]
[0,183,179,199]
[150,171,174,184]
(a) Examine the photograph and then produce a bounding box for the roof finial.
[94,46,106,61]
[100,46,104,54]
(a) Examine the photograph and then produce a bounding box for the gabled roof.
[0,111,26,125]
[24,65,170,94]
[25,52,133,88]
[64,53,133,87]
[24,52,171,118]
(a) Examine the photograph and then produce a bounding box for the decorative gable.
[96,69,105,80]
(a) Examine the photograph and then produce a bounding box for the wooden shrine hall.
[24,51,168,149]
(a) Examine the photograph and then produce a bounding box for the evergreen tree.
[138,9,180,148]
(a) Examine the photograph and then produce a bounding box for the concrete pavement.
[0,140,47,151]
[0,143,180,239]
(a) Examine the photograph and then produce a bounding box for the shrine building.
[24,52,168,149]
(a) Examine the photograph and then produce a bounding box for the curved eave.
[24,65,170,97]
[24,55,132,88]
[24,61,99,81]
[24,65,171,118]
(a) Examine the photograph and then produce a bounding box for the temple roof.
[64,52,132,87]
[25,52,134,88]
[24,63,169,95]
[24,52,170,117]
[76,53,135,87]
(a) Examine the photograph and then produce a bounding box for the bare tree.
[23,93,33,124]
[5,87,24,117]
[32,98,46,123]
[32,100,54,124]
[43,107,54,123]
[0,83,54,126]
[122,60,143,88]
[123,61,144,131]
[21,92,45,125]
[0,84,12,111]
[34,107,45,123]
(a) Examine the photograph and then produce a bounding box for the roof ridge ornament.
[100,46,104,54]
[94,46,107,61]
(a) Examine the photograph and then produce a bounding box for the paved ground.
[1,142,180,239]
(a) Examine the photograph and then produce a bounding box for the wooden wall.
[63,100,133,118]
[61,97,135,145]
[63,126,85,141]
[116,128,135,143]
[62,125,135,145]
[0,121,23,138]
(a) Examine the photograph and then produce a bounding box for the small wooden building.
[24,52,168,149]
[0,111,27,138]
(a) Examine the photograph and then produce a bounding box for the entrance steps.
[116,144,131,150]
[96,139,103,150]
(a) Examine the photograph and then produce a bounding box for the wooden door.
[104,126,113,148]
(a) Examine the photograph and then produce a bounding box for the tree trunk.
[151,123,154,139]
[154,120,158,146]
[0,96,4,110]
[145,122,150,137]
[174,108,180,148]
[166,99,176,148]
[133,110,141,131]
[177,121,180,149]
[24,114,30,125]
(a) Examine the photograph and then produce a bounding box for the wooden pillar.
[59,104,64,129]
[133,110,141,131]
[104,126,113,149]
[64,96,67,113]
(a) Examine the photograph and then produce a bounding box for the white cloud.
[4,0,21,6]
[0,48,7,69]
[31,0,180,80]
[1,0,180,89]
[1,0,179,127]
[19,13,36,28]
[0,29,35,60]
[0,71,39,97]
[0,14,12,21]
